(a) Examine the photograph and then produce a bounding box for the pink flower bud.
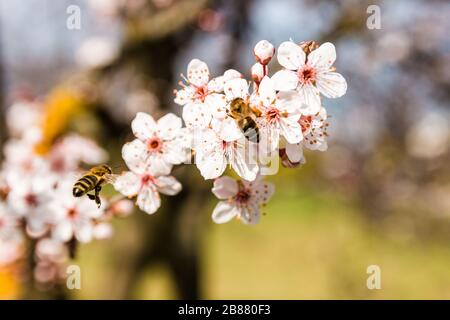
[254,40,275,65]
[251,63,266,83]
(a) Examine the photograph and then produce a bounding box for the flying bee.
[72,165,116,208]
[227,98,262,143]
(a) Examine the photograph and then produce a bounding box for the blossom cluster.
[0,39,346,288]
[0,100,132,282]
[113,39,346,224]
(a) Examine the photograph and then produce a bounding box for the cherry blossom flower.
[285,107,329,163]
[114,168,182,215]
[48,134,108,174]
[114,138,182,214]
[272,41,347,115]
[129,112,189,174]
[195,126,259,181]
[6,169,56,238]
[174,59,228,128]
[253,76,303,152]
[211,175,274,225]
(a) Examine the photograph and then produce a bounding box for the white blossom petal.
[187,59,210,87]
[285,143,304,163]
[182,102,212,128]
[307,42,336,71]
[156,176,182,196]
[52,221,73,243]
[272,70,299,91]
[122,139,148,174]
[239,203,261,225]
[75,224,93,243]
[137,186,161,214]
[174,87,194,106]
[132,112,156,141]
[280,117,303,144]
[297,84,321,115]
[224,78,249,101]
[212,201,239,224]
[316,72,347,98]
[157,113,182,140]
[196,148,227,180]
[258,77,276,107]
[277,41,305,70]
[114,171,141,197]
[231,142,259,181]
[206,93,227,119]
[212,176,238,199]
[215,117,243,142]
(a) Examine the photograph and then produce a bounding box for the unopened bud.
[251,63,266,83]
[254,40,275,65]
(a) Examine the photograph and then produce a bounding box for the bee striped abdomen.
[73,174,99,197]
[241,117,260,143]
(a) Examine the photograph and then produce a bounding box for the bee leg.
[87,194,96,201]
[94,186,102,208]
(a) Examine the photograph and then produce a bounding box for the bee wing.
[104,173,119,185]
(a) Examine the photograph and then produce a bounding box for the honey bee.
[72,165,116,208]
[227,98,261,143]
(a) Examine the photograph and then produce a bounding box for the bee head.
[102,165,112,174]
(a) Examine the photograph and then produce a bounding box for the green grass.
[74,175,450,299]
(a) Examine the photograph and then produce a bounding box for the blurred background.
[1,0,450,299]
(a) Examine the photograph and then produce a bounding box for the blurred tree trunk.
[98,2,211,300]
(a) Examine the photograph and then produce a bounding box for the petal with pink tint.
[156,176,182,196]
[212,176,238,199]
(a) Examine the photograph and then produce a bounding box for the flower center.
[194,85,208,102]
[25,193,39,208]
[299,115,312,133]
[265,107,280,124]
[141,174,156,186]
[68,208,78,219]
[298,66,316,85]
[235,190,251,204]
[147,137,162,152]
[51,156,66,172]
